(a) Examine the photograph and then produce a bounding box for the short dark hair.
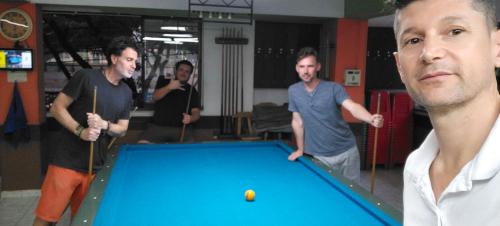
[296,47,318,62]
[175,60,194,75]
[105,36,139,66]
[392,0,497,35]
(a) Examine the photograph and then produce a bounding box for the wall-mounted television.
[0,48,33,71]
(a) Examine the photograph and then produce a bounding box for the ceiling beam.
[345,0,394,19]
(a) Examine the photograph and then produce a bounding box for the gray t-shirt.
[288,80,356,156]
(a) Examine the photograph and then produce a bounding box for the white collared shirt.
[403,116,500,226]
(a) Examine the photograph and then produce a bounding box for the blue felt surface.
[93,141,400,226]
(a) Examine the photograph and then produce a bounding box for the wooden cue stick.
[231,28,236,131]
[222,28,228,134]
[228,28,233,132]
[107,106,138,150]
[220,27,225,135]
[88,86,97,184]
[179,74,197,142]
[239,28,244,112]
[370,92,382,194]
[235,29,240,117]
[228,28,234,133]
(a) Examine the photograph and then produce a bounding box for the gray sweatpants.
[314,146,360,182]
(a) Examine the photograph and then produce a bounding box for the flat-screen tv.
[0,48,33,70]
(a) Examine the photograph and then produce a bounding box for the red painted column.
[0,3,42,191]
[332,19,368,122]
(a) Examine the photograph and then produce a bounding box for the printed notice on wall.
[7,71,27,83]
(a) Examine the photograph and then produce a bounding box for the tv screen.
[0,49,33,70]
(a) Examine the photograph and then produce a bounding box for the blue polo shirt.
[288,80,356,156]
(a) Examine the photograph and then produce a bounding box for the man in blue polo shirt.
[287,47,383,181]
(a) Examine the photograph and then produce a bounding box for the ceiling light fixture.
[143,37,172,42]
[163,34,193,38]
[174,38,199,43]
[160,26,187,31]
[164,40,183,45]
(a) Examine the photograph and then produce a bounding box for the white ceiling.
[368,0,500,27]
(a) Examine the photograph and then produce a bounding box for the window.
[142,18,201,106]
[42,12,202,110]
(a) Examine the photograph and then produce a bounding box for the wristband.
[75,125,84,138]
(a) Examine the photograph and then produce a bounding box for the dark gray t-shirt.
[152,76,200,127]
[288,80,356,156]
[52,69,132,172]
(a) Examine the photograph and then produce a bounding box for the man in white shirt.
[392,0,500,225]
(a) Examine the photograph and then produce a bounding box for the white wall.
[33,0,344,18]
[33,0,186,10]
[202,22,255,116]
[203,22,296,115]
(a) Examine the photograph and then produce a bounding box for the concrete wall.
[253,0,343,18]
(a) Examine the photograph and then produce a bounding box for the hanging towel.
[3,82,30,148]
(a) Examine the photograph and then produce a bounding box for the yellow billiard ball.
[245,189,255,201]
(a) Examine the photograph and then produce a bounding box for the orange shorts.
[35,164,95,222]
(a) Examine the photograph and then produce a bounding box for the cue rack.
[216,27,248,136]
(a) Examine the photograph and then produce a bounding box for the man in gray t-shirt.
[288,47,383,181]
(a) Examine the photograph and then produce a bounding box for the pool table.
[73,141,401,226]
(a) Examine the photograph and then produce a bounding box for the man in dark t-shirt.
[34,37,138,226]
[138,60,200,143]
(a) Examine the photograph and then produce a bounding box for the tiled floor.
[0,190,70,226]
[359,166,404,211]
[0,193,38,226]
[0,167,403,226]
